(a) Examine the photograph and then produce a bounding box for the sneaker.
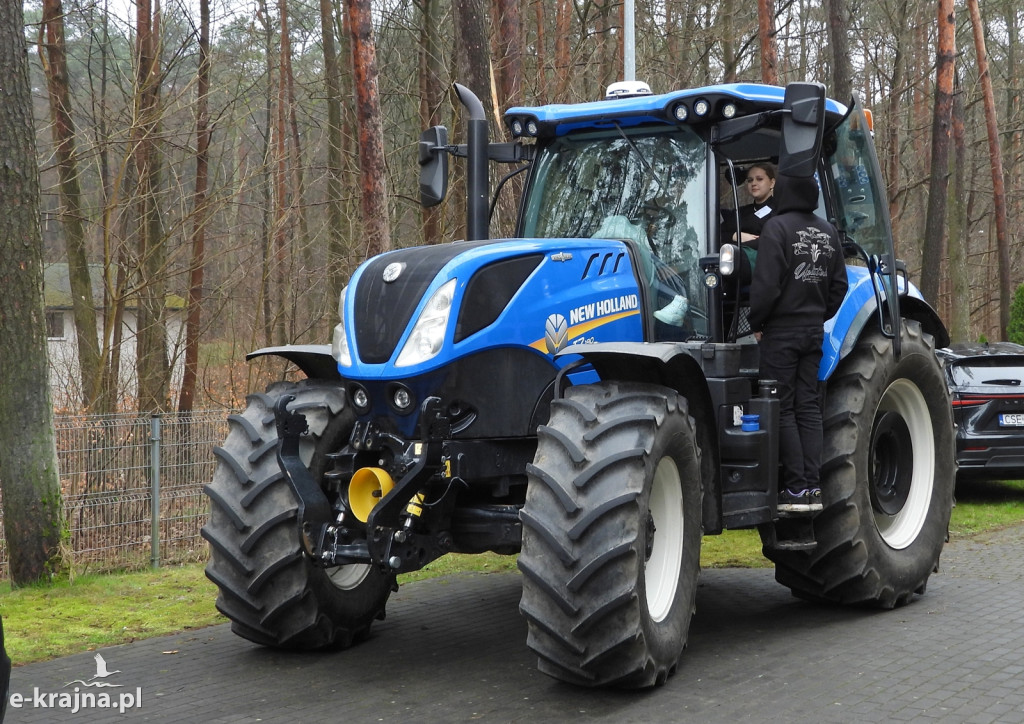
[654,295,688,325]
[778,488,823,514]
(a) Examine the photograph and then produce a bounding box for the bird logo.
[65,653,124,688]
[91,653,121,681]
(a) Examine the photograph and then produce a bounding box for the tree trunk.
[1004,1,1021,277]
[721,0,736,82]
[455,0,493,114]
[756,0,778,84]
[179,0,211,413]
[0,0,65,585]
[345,0,392,258]
[823,0,852,101]
[133,0,169,412]
[92,4,122,416]
[596,0,617,92]
[321,0,347,297]
[419,0,445,244]
[257,0,275,348]
[553,0,571,98]
[41,0,102,412]
[272,0,291,345]
[919,0,955,304]
[947,75,970,343]
[493,0,522,107]
[533,0,547,99]
[967,0,1011,339]
[883,4,908,221]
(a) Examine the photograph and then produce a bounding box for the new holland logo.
[544,314,569,354]
[382,262,405,283]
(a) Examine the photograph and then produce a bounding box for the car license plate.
[999,413,1024,427]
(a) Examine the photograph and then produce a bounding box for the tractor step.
[765,516,817,551]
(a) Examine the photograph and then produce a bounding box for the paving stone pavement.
[7,525,1024,723]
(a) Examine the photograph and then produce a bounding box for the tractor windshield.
[826,103,894,260]
[521,125,709,336]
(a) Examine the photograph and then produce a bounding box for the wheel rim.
[871,378,935,549]
[326,564,372,590]
[870,410,914,515]
[645,456,685,622]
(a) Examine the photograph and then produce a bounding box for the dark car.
[938,342,1024,481]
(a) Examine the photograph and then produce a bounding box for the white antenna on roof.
[624,0,636,81]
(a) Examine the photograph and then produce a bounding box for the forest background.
[22,0,1024,415]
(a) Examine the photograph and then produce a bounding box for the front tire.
[203,380,394,649]
[764,321,955,607]
[519,381,702,688]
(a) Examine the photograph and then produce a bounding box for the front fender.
[246,344,341,381]
[555,341,729,534]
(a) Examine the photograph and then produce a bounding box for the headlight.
[395,279,457,367]
[331,285,352,367]
[719,244,737,276]
[391,385,413,412]
[350,384,370,411]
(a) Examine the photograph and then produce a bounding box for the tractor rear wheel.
[203,380,394,649]
[519,381,702,687]
[764,321,955,607]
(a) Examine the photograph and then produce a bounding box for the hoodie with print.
[747,174,848,333]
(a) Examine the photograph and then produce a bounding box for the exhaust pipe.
[454,83,489,241]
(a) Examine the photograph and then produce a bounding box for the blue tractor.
[203,81,955,688]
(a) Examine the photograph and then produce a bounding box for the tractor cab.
[494,83,905,356]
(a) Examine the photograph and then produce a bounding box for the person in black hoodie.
[748,173,848,513]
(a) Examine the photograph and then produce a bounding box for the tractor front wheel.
[203,380,394,649]
[519,381,702,687]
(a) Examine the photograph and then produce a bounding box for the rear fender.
[822,271,949,380]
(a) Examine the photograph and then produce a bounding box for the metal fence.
[0,410,228,579]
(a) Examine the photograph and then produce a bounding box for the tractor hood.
[334,237,646,380]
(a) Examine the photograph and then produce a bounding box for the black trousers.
[758,325,825,492]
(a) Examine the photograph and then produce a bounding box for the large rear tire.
[764,321,955,607]
[203,380,394,649]
[519,381,702,688]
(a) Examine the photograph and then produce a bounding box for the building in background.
[44,263,185,410]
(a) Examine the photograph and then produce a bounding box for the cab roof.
[504,83,848,138]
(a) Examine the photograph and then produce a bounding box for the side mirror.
[419,126,449,207]
[777,82,825,178]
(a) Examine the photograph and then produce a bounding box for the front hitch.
[275,395,334,561]
[276,394,454,571]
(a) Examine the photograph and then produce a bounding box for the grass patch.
[0,565,223,665]
[397,552,519,584]
[3,478,1023,666]
[951,478,1024,538]
[700,529,768,568]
